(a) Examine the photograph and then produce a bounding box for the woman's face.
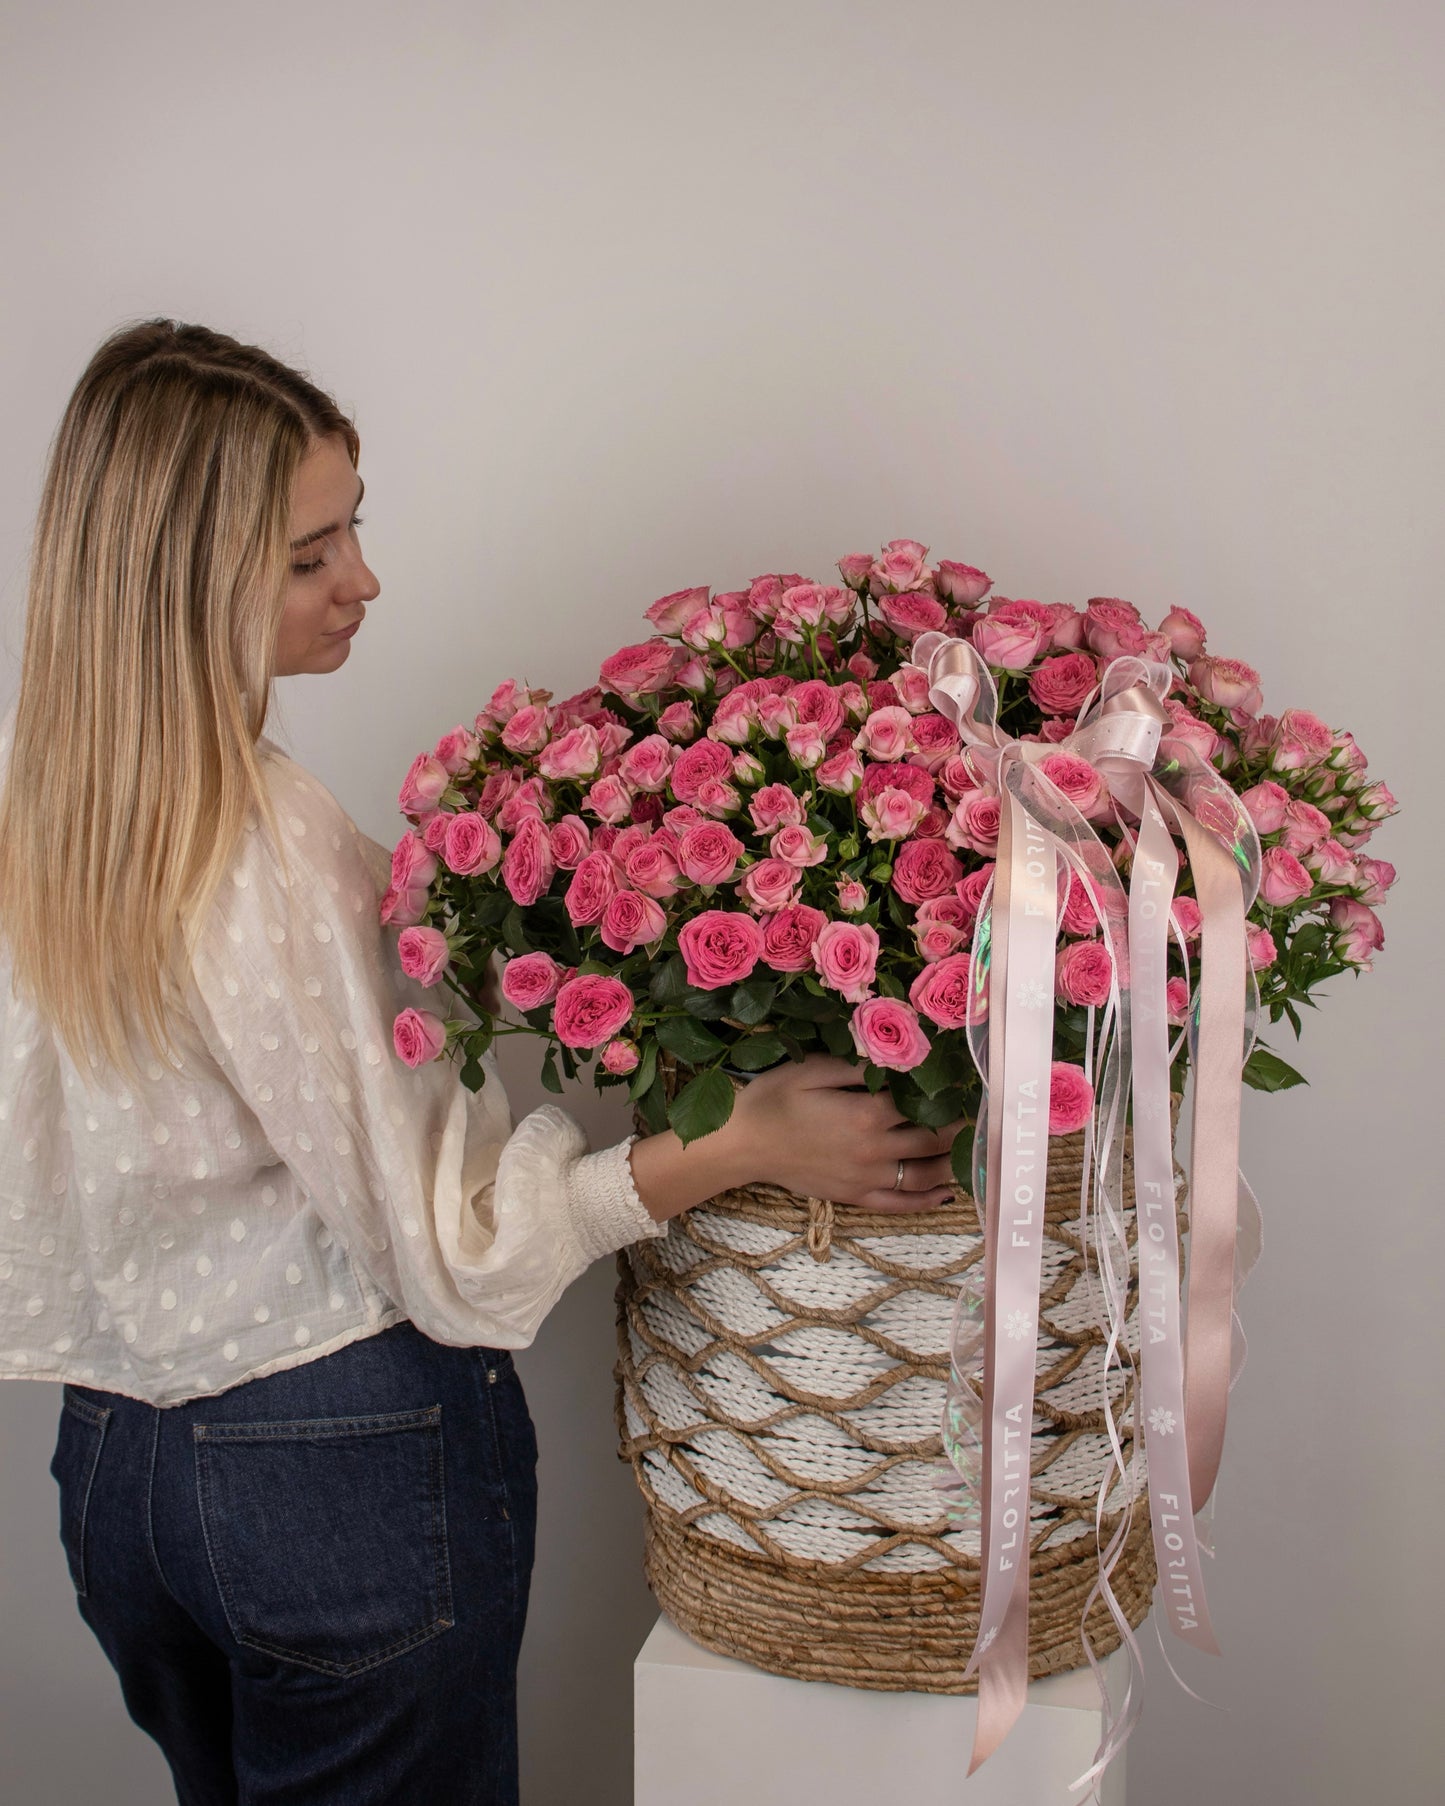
[273,434,380,677]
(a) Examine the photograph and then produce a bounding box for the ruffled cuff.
[561,1133,667,1264]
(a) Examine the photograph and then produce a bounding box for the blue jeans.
[48,1318,539,1805]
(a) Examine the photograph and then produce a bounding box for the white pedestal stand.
[635,1613,1127,1806]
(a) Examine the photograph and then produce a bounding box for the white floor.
[635,1613,1129,1806]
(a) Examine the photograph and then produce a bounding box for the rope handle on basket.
[805,1196,834,1262]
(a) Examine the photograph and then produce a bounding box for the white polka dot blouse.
[0,709,663,1406]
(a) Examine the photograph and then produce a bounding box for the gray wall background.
[1,3,1440,1801]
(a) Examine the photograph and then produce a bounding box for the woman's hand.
[628,1051,964,1226]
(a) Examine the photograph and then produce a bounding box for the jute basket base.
[642,1501,1157,1693]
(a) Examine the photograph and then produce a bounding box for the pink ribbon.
[912,631,1264,1796]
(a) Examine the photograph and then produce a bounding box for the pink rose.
[501,815,555,907]
[501,951,567,1011]
[1082,599,1142,660]
[601,1037,641,1075]
[399,751,451,817]
[434,725,481,775]
[563,850,618,926]
[393,1007,448,1068]
[770,823,829,868]
[600,889,667,955]
[1246,926,1277,970]
[1055,939,1114,1007]
[1028,653,1099,716]
[1351,857,1396,906]
[784,719,828,769]
[1161,700,1223,765]
[1048,1062,1094,1136]
[972,611,1048,670]
[552,974,636,1049]
[1039,752,1110,821]
[813,919,881,1004]
[956,863,995,930]
[1305,839,1355,886]
[1258,847,1314,906]
[909,952,985,1030]
[476,770,519,820]
[548,814,592,870]
[500,703,552,756]
[581,772,634,825]
[533,723,601,783]
[1165,978,1192,1026]
[860,760,933,807]
[671,737,736,803]
[849,996,931,1071]
[790,678,849,739]
[908,714,962,771]
[1058,869,1100,937]
[443,813,502,877]
[678,822,744,886]
[1171,896,1203,941]
[422,812,452,854]
[623,835,682,899]
[870,538,932,593]
[379,882,428,928]
[749,783,806,834]
[1158,606,1206,660]
[678,910,765,989]
[933,561,992,606]
[1188,655,1263,717]
[739,857,803,914]
[397,925,450,987]
[598,639,681,704]
[853,706,916,762]
[892,838,963,904]
[915,918,967,962]
[947,792,1002,857]
[644,585,712,634]
[694,776,742,818]
[1355,781,1399,822]
[657,700,699,742]
[392,831,439,891]
[860,786,927,843]
[761,904,827,972]
[1329,897,1385,969]
[837,552,876,591]
[877,590,948,638]
[836,878,868,914]
[1278,800,1332,854]
[1046,604,1085,650]
[1269,708,1334,773]
[1240,780,1290,836]
[816,745,864,796]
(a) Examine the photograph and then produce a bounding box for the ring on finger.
[893,1158,905,1191]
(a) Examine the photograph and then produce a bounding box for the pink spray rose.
[1351,857,1396,906]
[1246,925,1277,970]
[393,1007,448,1068]
[909,952,986,1030]
[548,813,592,870]
[1187,655,1263,717]
[749,782,806,834]
[677,822,744,886]
[837,877,868,914]
[972,610,1049,670]
[1165,978,1192,1025]
[1270,708,1334,772]
[552,974,636,1049]
[853,706,916,762]
[813,919,881,1004]
[399,751,451,817]
[1158,606,1206,661]
[442,813,502,877]
[861,786,927,843]
[770,823,830,868]
[671,737,736,803]
[1055,939,1114,1008]
[1038,752,1110,821]
[598,639,681,704]
[739,857,803,914]
[1058,870,1100,937]
[892,837,964,904]
[761,904,828,973]
[600,889,668,955]
[397,926,450,988]
[870,538,932,593]
[1240,780,1291,836]
[1028,653,1099,716]
[614,734,676,793]
[678,910,765,989]
[501,814,556,907]
[1048,1062,1095,1136]
[601,1037,641,1076]
[582,772,634,825]
[946,791,1003,857]
[1258,847,1314,907]
[392,831,439,892]
[1328,897,1385,969]
[434,725,481,775]
[876,590,948,638]
[500,951,568,1011]
[933,561,992,606]
[848,996,931,1071]
[563,850,619,926]
[1082,599,1143,660]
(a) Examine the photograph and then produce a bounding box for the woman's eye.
[292,514,364,577]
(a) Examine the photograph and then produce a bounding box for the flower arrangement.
[383,538,1397,1168]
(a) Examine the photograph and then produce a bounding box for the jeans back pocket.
[49,1389,112,1598]
[193,1403,453,1676]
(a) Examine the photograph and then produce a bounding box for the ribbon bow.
[911,630,1264,1795]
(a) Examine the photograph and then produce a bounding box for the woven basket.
[614,1055,1181,1692]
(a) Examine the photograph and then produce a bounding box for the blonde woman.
[0,319,962,1806]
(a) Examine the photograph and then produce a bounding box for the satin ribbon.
[911,630,1263,1795]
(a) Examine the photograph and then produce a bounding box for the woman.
[0,319,962,1806]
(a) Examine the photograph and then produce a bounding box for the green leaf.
[909,1041,953,1098]
[648,953,691,1006]
[819,1015,855,1058]
[728,1032,787,1071]
[774,985,838,1022]
[863,1061,888,1093]
[540,1048,564,1094]
[459,1053,485,1093]
[913,1085,966,1129]
[951,1126,975,1189]
[627,1037,659,1102]
[681,986,732,1020]
[502,904,532,954]
[729,975,778,1026]
[638,1070,669,1134]
[876,970,906,1000]
[886,1068,926,1122]
[655,1015,727,1063]
[1242,1047,1308,1092]
[885,888,911,931]
[1288,922,1328,959]
[1283,999,1303,1039]
[802,974,827,996]
[472,892,514,928]
[778,1029,811,1062]
[668,1066,737,1145]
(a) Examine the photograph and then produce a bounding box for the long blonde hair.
[0,318,361,1092]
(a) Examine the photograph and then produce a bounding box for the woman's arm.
[626,1052,964,1223]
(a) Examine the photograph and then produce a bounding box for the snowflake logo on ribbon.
[1016,978,1050,1011]
[1004,1309,1033,1342]
[1148,1406,1177,1436]
[977,1624,999,1655]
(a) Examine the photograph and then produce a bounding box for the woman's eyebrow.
[289,474,366,551]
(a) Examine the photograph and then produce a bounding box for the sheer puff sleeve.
[182,749,664,1349]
